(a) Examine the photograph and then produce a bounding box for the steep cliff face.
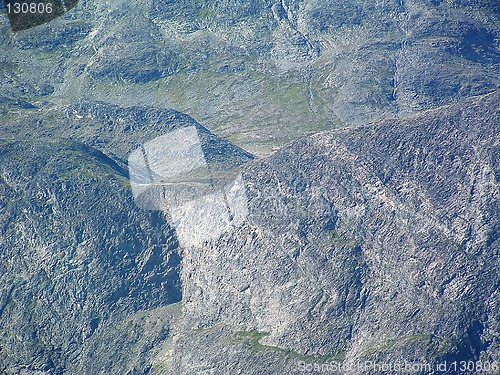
[169,91,499,374]
[0,138,181,374]
[0,102,253,374]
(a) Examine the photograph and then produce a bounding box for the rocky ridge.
[167,91,499,374]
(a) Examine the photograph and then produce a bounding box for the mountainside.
[0,0,499,374]
[0,105,252,374]
[164,90,499,374]
[0,137,181,374]
[1,0,499,154]
[0,91,496,374]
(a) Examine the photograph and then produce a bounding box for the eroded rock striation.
[172,91,499,374]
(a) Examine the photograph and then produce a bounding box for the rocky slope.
[0,137,181,374]
[0,104,252,374]
[165,90,499,374]
[0,0,499,374]
[0,93,497,374]
[1,0,499,154]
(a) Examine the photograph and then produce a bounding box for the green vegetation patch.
[234,330,345,363]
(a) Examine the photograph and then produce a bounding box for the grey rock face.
[173,91,499,374]
[0,138,181,374]
[0,94,497,375]
[0,102,253,374]
[0,0,499,373]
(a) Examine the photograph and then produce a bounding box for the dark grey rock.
[172,91,499,374]
[0,138,181,374]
